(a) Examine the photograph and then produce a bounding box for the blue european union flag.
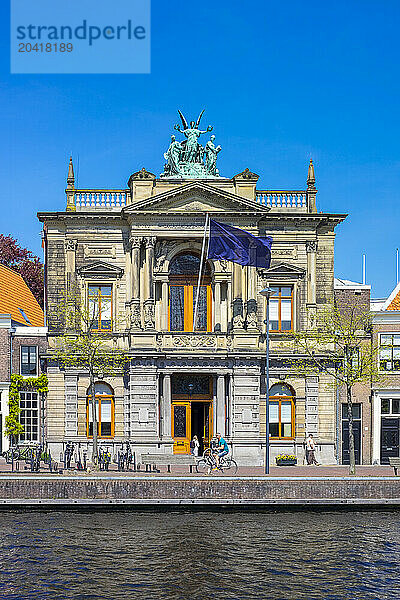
[207,220,272,268]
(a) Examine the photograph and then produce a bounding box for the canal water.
[0,510,399,599]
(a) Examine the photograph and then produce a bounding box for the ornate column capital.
[129,235,142,250]
[65,240,78,252]
[144,236,156,249]
[306,240,318,253]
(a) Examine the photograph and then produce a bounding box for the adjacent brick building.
[0,265,47,451]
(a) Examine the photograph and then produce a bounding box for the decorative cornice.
[77,261,124,278]
[122,181,270,214]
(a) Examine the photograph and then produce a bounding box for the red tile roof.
[0,264,44,326]
[387,290,400,311]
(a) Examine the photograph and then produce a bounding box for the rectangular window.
[379,334,400,371]
[268,398,295,439]
[380,398,400,416]
[20,346,37,376]
[19,391,39,442]
[169,284,211,332]
[269,286,293,332]
[88,285,112,331]
[87,397,114,438]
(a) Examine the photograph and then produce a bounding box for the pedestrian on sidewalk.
[190,435,200,457]
[306,434,320,465]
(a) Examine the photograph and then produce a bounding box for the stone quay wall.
[0,476,400,506]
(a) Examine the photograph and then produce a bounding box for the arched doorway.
[169,252,212,332]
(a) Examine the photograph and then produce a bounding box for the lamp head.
[259,287,275,299]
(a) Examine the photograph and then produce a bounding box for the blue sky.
[1,0,399,298]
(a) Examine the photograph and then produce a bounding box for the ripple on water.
[0,510,399,599]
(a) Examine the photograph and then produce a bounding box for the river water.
[0,509,399,600]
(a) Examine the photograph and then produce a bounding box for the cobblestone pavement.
[0,457,395,477]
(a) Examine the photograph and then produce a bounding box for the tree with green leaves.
[290,299,381,475]
[52,286,129,464]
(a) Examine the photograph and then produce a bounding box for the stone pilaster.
[246,266,258,331]
[143,236,156,330]
[306,240,318,305]
[233,263,244,330]
[129,235,142,330]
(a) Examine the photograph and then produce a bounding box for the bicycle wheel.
[195,459,211,474]
[225,458,238,475]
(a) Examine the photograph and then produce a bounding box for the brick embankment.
[0,475,399,507]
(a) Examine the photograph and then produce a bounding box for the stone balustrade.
[256,191,307,210]
[74,190,129,210]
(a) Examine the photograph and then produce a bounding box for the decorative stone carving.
[233,314,245,329]
[233,168,259,180]
[129,235,142,249]
[130,167,156,180]
[65,240,77,252]
[154,240,175,273]
[144,236,156,249]
[172,335,217,348]
[306,241,318,253]
[130,300,141,329]
[143,301,155,330]
[220,259,228,272]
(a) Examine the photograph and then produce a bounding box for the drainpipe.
[9,326,16,379]
[335,380,340,464]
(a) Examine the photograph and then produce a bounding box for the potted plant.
[275,453,297,466]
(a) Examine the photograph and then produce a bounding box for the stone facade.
[38,155,346,465]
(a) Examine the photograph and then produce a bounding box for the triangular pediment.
[77,261,124,278]
[123,182,269,214]
[259,262,305,279]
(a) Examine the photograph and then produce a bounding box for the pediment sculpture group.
[162,110,222,179]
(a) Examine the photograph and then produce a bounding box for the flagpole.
[193,213,210,332]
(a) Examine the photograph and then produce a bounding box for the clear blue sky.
[1,0,399,298]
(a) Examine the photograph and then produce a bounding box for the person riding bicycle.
[213,432,229,469]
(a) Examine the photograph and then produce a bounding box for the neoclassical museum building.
[38,113,346,465]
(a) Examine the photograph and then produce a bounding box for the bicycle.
[195,447,238,475]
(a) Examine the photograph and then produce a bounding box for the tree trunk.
[90,373,98,465]
[347,385,356,476]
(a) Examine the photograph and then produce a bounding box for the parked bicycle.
[195,447,238,475]
[98,447,112,471]
[117,441,133,471]
[2,444,57,472]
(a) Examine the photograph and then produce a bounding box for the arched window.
[169,253,212,332]
[86,382,115,438]
[269,383,295,439]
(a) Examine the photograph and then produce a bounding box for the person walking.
[306,434,320,465]
[190,435,200,457]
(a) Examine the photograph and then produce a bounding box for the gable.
[77,261,124,278]
[258,262,306,279]
[123,182,269,215]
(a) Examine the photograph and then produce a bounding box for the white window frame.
[379,333,400,373]
[20,345,38,377]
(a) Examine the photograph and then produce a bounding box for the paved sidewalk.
[0,457,395,477]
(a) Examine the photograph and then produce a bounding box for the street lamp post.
[260,286,274,475]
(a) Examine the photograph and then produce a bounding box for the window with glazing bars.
[19,391,39,442]
[269,286,293,332]
[88,285,112,331]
